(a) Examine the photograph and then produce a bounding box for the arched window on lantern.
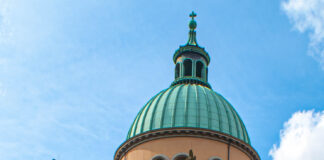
[183,59,192,77]
[175,63,180,79]
[196,61,204,78]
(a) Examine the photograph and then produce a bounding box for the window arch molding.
[194,59,206,66]
[152,154,169,160]
[208,156,222,160]
[172,152,189,160]
[195,60,205,79]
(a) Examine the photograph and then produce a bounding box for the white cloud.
[282,0,324,69]
[270,110,324,160]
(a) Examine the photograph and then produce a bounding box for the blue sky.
[0,0,324,160]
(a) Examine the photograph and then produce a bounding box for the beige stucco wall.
[121,137,251,160]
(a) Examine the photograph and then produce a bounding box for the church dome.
[115,12,261,160]
[127,84,250,144]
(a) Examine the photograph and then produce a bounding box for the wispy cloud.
[282,0,324,69]
[270,110,324,160]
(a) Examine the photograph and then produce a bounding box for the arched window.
[175,63,180,79]
[196,61,204,78]
[172,153,189,160]
[183,59,192,77]
[152,154,169,160]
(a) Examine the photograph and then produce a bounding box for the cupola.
[172,11,211,88]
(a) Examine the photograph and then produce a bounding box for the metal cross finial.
[189,11,197,20]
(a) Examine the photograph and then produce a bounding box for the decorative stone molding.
[171,77,211,88]
[114,128,260,160]
[173,45,210,65]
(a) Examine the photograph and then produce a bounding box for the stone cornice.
[114,128,260,160]
[171,78,212,89]
[173,45,210,65]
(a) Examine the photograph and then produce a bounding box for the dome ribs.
[126,84,251,144]
[139,91,164,134]
[129,107,143,138]
[148,90,168,131]
[218,96,234,136]
[194,85,200,128]
[210,90,223,133]
[130,95,155,138]
[225,100,244,141]
[224,99,241,139]
[171,84,185,128]
[159,86,176,129]
[184,84,190,127]
[201,86,212,129]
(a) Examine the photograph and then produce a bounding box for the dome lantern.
[172,11,211,88]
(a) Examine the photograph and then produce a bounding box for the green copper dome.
[127,84,251,144]
[125,12,252,146]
